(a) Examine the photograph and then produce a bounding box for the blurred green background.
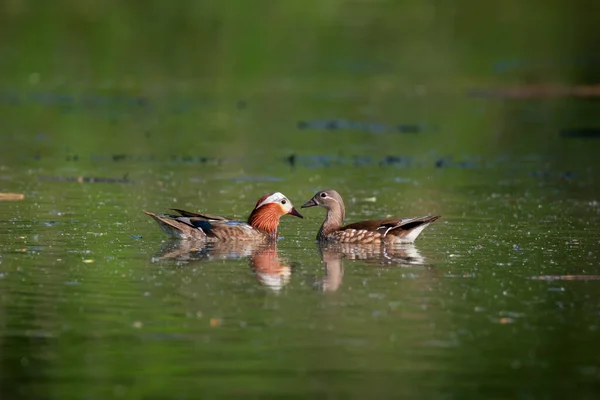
[1,0,599,162]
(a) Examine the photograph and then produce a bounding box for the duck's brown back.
[325,215,440,244]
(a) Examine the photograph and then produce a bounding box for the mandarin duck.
[144,192,302,241]
[301,189,439,244]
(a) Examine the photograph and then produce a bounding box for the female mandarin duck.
[144,192,302,241]
[301,189,440,244]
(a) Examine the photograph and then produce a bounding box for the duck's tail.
[143,211,206,240]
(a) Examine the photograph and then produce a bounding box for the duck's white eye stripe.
[256,192,286,209]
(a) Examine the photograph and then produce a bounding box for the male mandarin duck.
[144,192,303,241]
[301,189,440,244]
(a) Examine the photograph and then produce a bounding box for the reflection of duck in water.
[151,240,292,292]
[249,244,292,292]
[316,242,429,292]
[152,239,258,262]
[318,244,344,292]
[332,243,427,266]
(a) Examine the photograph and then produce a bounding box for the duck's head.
[248,192,303,236]
[253,192,303,218]
[301,189,345,211]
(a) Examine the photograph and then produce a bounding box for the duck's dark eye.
[320,192,327,198]
[281,199,287,205]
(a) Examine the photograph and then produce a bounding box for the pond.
[1,1,600,399]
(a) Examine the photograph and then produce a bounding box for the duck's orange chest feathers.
[248,204,283,237]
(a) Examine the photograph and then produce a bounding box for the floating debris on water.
[560,128,600,139]
[467,84,600,99]
[41,154,223,165]
[394,177,412,183]
[493,57,600,73]
[350,196,377,203]
[25,152,565,173]
[296,119,430,134]
[39,174,133,184]
[379,155,412,167]
[530,275,600,281]
[229,176,283,183]
[0,193,24,201]
[444,273,476,278]
[0,90,152,112]
[499,317,515,324]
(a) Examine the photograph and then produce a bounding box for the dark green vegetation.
[1,1,600,398]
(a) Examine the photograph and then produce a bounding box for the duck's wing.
[340,215,440,242]
[170,208,232,221]
[385,216,440,238]
[144,211,259,241]
[341,218,399,232]
[190,219,259,241]
[343,216,439,233]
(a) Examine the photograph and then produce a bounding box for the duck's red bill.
[289,207,303,218]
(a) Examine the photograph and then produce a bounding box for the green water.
[1,1,600,399]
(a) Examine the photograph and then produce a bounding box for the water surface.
[1,1,600,399]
